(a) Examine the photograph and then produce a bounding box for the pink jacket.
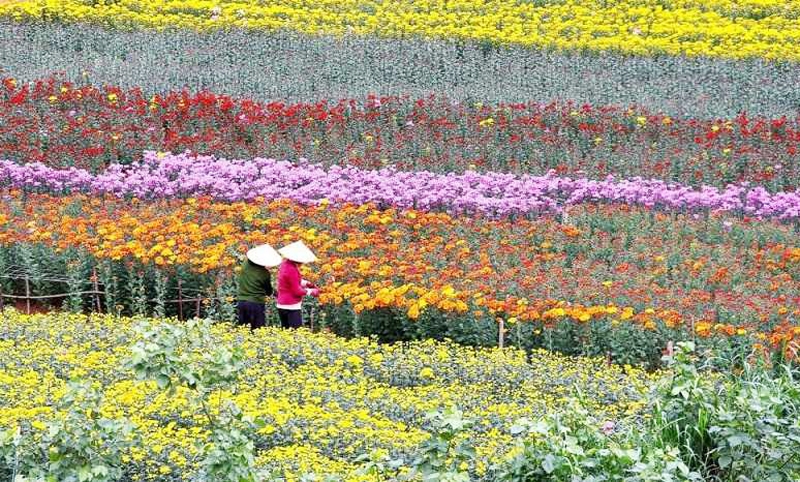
[276,260,309,309]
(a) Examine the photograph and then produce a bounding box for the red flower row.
[2,75,799,188]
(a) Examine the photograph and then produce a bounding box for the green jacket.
[237,259,274,303]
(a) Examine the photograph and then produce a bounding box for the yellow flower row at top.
[2,0,800,60]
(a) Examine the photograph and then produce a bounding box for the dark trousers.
[237,301,266,330]
[278,308,303,329]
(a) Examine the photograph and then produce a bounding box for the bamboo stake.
[0,290,106,300]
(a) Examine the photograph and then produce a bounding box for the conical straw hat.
[246,244,282,268]
[278,240,318,264]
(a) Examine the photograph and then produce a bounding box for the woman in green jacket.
[237,244,281,329]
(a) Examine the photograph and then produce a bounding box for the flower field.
[4,23,800,118]
[2,0,800,480]
[2,78,800,188]
[3,0,800,60]
[0,311,657,480]
[2,189,799,365]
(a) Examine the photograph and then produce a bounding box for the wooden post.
[24,275,30,314]
[195,297,201,319]
[498,319,505,349]
[0,280,4,312]
[177,278,184,321]
[92,267,102,313]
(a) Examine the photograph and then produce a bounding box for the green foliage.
[355,406,476,482]
[0,381,134,482]
[494,342,800,481]
[355,451,406,481]
[199,403,259,482]
[494,397,701,482]
[125,318,259,482]
[650,342,717,471]
[650,342,800,481]
[410,407,476,482]
[125,317,245,394]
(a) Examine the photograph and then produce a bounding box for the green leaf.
[155,374,171,389]
[542,454,556,474]
[77,465,92,482]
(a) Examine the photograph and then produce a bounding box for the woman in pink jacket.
[276,240,320,329]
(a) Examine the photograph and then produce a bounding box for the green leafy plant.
[409,406,476,482]
[357,407,478,482]
[650,342,717,472]
[0,380,134,482]
[650,342,800,481]
[707,363,800,482]
[494,393,703,481]
[125,318,259,482]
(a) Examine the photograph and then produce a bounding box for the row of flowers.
[2,0,800,59]
[0,310,656,480]
[3,152,800,220]
[1,192,798,362]
[2,77,798,187]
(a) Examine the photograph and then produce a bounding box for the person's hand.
[301,279,310,288]
[308,288,321,297]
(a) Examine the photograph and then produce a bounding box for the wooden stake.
[498,319,505,349]
[177,278,184,321]
[92,267,102,313]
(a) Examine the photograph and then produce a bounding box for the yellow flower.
[345,354,363,366]
[2,0,799,60]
